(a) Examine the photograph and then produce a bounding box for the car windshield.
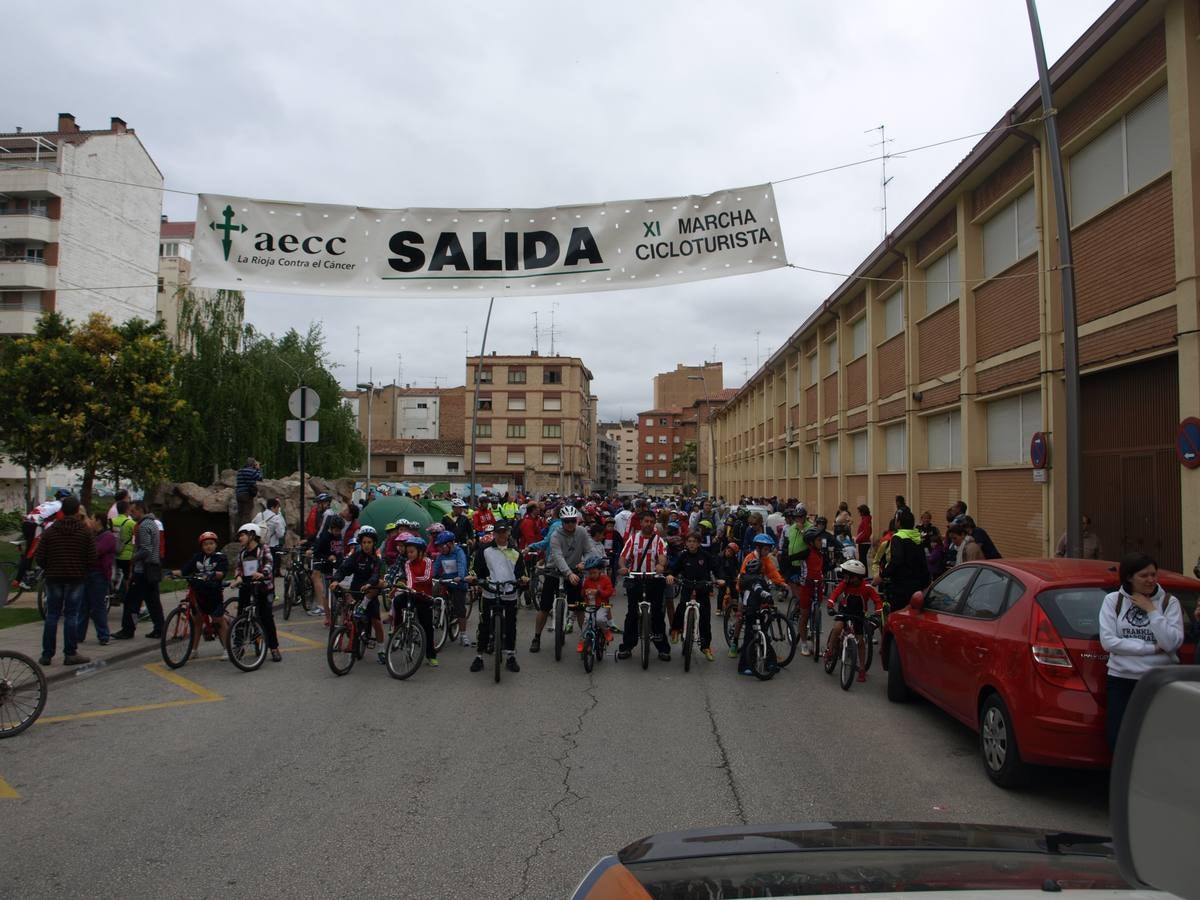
[1038,586,1108,640]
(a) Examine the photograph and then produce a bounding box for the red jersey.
[829,581,880,613]
[473,509,495,533]
[518,515,544,549]
[405,557,434,595]
[581,573,614,606]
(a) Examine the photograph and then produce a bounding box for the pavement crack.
[704,682,748,825]
[509,676,599,900]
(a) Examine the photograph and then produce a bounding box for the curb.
[43,637,164,686]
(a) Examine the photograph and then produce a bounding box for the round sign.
[1030,431,1049,469]
[1177,417,1200,470]
[288,386,321,419]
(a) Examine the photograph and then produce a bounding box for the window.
[385,460,397,473]
[658,436,668,444]
[850,316,867,359]
[924,567,975,613]
[475,451,491,464]
[808,444,819,476]
[807,353,818,386]
[986,390,1041,465]
[644,469,653,480]
[477,398,492,411]
[474,422,492,438]
[508,369,527,384]
[657,469,667,478]
[644,452,653,461]
[825,336,838,376]
[982,188,1036,278]
[659,417,668,426]
[926,409,961,469]
[644,435,654,444]
[506,424,526,438]
[159,242,179,257]
[447,462,459,472]
[543,368,562,384]
[924,247,959,313]
[416,402,427,409]
[412,460,425,471]
[1071,87,1169,224]
[825,437,839,475]
[29,198,47,216]
[882,289,904,340]
[543,396,562,411]
[884,422,906,472]
[25,247,44,261]
[673,435,681,443]
[644,418,654,427]
[543,450,560,465]
[658,453,667,461]
[476,368,493,384]
[507,451,525,465]
[542,423,561,438]
[850,431,868,473]
[962,568,1015,619]
[508,396,526,411]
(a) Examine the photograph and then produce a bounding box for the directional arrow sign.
[286,419,319,443]
[288,387,321,420]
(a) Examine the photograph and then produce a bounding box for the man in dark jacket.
[37,495,96,666]
[882,508,930,611]
[235,457,262,527]
[114,502,164,640]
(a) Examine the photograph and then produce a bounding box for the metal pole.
[1026,0,1081,558]
[468,298,495,503]
[298,383,306,547]
[365,382,373,495]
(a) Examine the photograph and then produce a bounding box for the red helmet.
[198,531,219,544]
[725,541,739,554]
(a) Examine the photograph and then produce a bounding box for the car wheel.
[979,693,1029,788]
[886,640,910,702]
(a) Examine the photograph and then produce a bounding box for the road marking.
[0,776,19,799]
[275,629,325,649]
[37,662,224,725]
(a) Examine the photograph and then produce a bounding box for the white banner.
[192,184,786,298]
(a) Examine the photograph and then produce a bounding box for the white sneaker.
[306,607,324,617]
[460,634,472,647]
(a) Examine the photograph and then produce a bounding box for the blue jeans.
[42,580,84,660]
[76,571,112,643]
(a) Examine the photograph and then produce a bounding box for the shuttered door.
[822,477,839,519]
[918,472,962,521]
[845,475,868,510]
[876,474,909,517]
[803,478,818,508]
[977,470,1044,558]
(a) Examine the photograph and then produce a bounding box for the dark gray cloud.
[10,0,1110,418]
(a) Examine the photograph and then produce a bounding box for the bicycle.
[228,583,270,672]
[161,575,234,669]
[761,585,798,668]
[281,549,314,621]
[823,604,864,690]
[482,579,521,683]
[622,571,666,671]
[550,577,570,662]
[862,600,889,673]
[431,578,463,651]
[522,554,544,608]
[383,588,426,680]
[8,542,46,618]
[674,577,716,673]
[326,586,374,676]
[804,575,828,665]
[741,582,779,681]
[0,649,47,738]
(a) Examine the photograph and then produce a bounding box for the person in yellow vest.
[111,499,137,601]
[499,494,519,522]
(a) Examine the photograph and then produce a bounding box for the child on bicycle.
[231,523,281,662]
[733,533,787,671]
[824,559,879,683]
[312,514,346,624]
[174,531,230,654]
[402,534,438,668]
[432,531,470,648]
[716,541,741,613]
[332,524,386,662]
[668,532,722,661]
[468,520,526,673]
[580,554,614,652]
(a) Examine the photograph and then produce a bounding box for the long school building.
[713,0,1199,572]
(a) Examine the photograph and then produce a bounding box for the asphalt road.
[2,602,1109,900]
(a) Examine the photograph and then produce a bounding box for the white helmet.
[238,522,262,538]
[559,505,579,520]
[840,559,867,577]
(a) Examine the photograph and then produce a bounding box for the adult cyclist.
[530,505,599,653]
[616,512,671,661]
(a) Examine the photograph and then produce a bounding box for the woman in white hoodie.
[1099,553,1185,750]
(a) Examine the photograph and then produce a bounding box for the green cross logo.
[209,205,247,261]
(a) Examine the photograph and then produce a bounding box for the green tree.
[671,440,699,492]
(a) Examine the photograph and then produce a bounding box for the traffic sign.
[1030,431,1049,469]
[286,419,319,443]
[288,387,321,419]
[1177,417,1200,469]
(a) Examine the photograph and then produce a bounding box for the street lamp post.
[356,378,374,496]
[688,373,717,497]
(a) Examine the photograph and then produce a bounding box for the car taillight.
[1030,603,1086,690]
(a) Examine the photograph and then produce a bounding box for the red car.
[881,559,1199,787]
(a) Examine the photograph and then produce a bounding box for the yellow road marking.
[275,629,325,649]
[37,662,223,725]
[0,776,19,799]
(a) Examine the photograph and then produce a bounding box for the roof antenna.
[867,124,902,239]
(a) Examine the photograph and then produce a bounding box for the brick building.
[345,384,467,480]
[636,408,699,491]
[714,0,1200,571]
[602,420,641,493]
[653,362,723,411]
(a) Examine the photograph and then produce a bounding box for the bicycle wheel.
[384,622,423,679]
[581,625,594,673]
[553,594,566,662]
[765,612,797,668]
[809,602,823,663]
[863,617,878,673]
[327,625,356,676]
[161,606,194,669]
[639,607,651,671]
[839,633,857,690]
[823,636,837,674]
[785,594,799,623]
[0,650,47,738]
[223,596,239,622]
[282,573,294,621]
[448,611,461,642]
[353,618,369,660]
[748,631,774,681]
[722,606,736,648]
[229,615,267,672]
[682,608,695,673]
[432,600,449,653]
[493,605,503,683]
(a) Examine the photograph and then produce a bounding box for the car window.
[924,566,976,613]
[1036,587,1108,640]
[961,567,1016,619]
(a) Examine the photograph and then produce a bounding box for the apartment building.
[158,217,243,344]
[714,0,1199,571]
[602,420,641,493]
[465,352,595,495]
[637,408,698,491]
[597,434,618,494]
[653,362,723,410]
[345,384,467,480]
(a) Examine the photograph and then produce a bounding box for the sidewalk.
[2,586,188,685]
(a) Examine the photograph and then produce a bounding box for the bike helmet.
[237,523,261,537]
[743,557,762,575]
[699,520,713,530]
[316,492,333,502]
[814,515,828,528]
[385,521,399,532]
[427,522,445,534]
[396,531,417,542]
[451,498,467,508]
[725,541,739,554]
[839,559,867,577]
[583,555,607,570]
[356,525,378,541]
[752,533,775,547]
[404,535,427,549]
[479,533,494,545]
[435,532,456,546]
[53,488,71,499]
[559,505,579,520]
[198,531,219,544]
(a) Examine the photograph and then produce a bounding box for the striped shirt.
[619,531,667,574]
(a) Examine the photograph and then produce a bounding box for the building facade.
[597,434,618,494]
[465,352,595,495]
[158,217,243,345]
[602,420,641,493]
[636,408,698,492]
[653,362,723,411]
[344,384,467,482]
[714,0,1199,572]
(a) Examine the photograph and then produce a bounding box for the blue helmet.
[53,488,71,499]
[404,535,427,549]
[752,533,775,547]
[435,532,456,546]
[583,555,607,570]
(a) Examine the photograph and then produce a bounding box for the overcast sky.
[13,0,1112,420]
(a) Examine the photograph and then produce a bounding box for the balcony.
[0,259,52,290]
[0,214,58,243]
[0,307,42,335]
[0,164,64,197]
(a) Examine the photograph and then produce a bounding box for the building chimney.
[530,350,538,357]
[110,116,127,134]
[161,214,168,223]
[57,113,78,133]
[14,126,21,134]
